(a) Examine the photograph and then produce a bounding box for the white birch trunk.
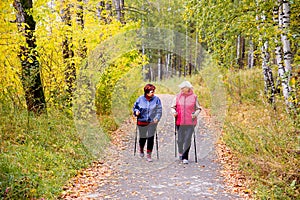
[274,3,289,107]
[185,22,188,77]
[257,9,276,104]
[279,0,292,102]
[248,37,254,69]
[277,0,293,109]
[165,53,170,79]
[157,51,161,82]
[113,0,122,23]
[150,64,153,82]
[195,31,199,71]
[261,41,276,104]
[142,45,146,80]
[280,1,292,75]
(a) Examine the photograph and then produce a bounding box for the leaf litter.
[60,94,253,199]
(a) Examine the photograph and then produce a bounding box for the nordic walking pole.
[134,117,138,156]
[192,113,198,163]
[155,129,159,159]
[174,117,177,157]
[193,126,197,163]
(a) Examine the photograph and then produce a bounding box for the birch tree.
[113,0,124,23]
[258,11,276,104]
[126,0,191,80]
[248,37,255,69]
[274,3,288,108]
[96,0,113,24]
[13,0,46,114]
[278,0,293,109]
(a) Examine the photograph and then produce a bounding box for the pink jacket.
[171,91,201,126]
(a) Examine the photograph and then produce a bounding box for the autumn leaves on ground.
[61,71,299,200]
[1,0,299,199]
[1,71,299,199]
[60,94,252,199]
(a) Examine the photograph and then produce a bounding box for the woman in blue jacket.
[133,84,162,162]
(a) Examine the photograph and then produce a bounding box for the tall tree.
[236,35,245,69]
[278,0,294,109]
[76,0,87,59]
[13,0,46,114]
[61,1,75,105]
[274,3,288,108]
[257,10,276,104]
[97,0,113,23]
[247,36,255,69]
[113,0,124,23]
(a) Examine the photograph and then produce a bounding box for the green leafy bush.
[0,108,93,199]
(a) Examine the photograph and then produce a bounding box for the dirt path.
[62,94,242,199]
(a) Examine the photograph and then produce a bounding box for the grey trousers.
[177,125,194,160]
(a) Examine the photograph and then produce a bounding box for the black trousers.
[138,123,157,153]
[177,125,194,160]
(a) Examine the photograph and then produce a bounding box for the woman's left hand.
[153,118,158,123]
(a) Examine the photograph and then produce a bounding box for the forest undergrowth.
[0,108,95,199]
[0,68,299,199]
[208,68,300,199]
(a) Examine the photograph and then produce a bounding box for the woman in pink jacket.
[171,81,201,164]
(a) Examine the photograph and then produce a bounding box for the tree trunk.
[247,36,255,69]
[256,5,276,104]
[157,50,162,81]
[61,1,75,106]
[76,0,87,59]
[113,0,124,23]
[280,1,292,71]
[273,3,291,109]
[96,1,105,20]
[261,40,276,104]
[13,0,46,114]
[114,0,121,22]
[237,35,245,69]
[279,0,293,109]
[106,0,113,24]
[178,56,182,77]
[165,53,171,79]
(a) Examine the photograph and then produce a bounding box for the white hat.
[178,81,193,89]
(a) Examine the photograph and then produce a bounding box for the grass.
[0,108,95,199]
[218,68,299,199]
[1,66,299,199]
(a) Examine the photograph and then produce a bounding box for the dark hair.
[144,84,156,94]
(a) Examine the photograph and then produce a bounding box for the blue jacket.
[133,95,162,122]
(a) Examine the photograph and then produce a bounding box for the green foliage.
[126,0,187,31]
[0,0,299,199]
[186,0,299,70]
[95,50,146,116]
[0,108,93,199]
[0,1,143,197]
[0,0,140,111]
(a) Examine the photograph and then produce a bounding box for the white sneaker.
[140,153,144,158]
[147,154,153,162]
[182,159,188,164]
[179,153,183,161]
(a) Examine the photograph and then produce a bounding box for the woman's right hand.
[136,111,140,116]
[173,112,178,117]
